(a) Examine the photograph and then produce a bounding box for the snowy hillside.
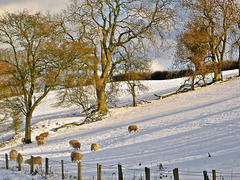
[0,70,239,180]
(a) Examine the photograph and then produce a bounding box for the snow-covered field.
[0,70,239,180]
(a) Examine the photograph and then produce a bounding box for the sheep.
[72,142,81,151]
[40,132,49,139]
[35,135,44,141]
[69,140,79,147]
[16,153,23,164]
[128,125,139,133]
[9,148,18,161]
[37,140,45,146]
[25,156,42,166]
[0,142,6,149]
[91,143,99,151]
[71,152,83,162]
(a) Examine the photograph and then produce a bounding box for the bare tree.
[238,21,240,76]
[180,0,240,82]
[231,17,240,76]
[115,46,150,107]
[0,11,87,143]
[57,85,96,117]
[174,20,210,89]
[65,0,174,114]
[125,72,149,107]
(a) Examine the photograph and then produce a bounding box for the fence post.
[45,158,49,175]
[5,153,8,169]
[61,160,64,179]
[145,167,150,180]
[212,170,216,180]
[30,156,34,174]
[18,155,21,171]
[97,163,102,180]
[203,170,209,180]
[78,162,82,180]
[118,164,123,180]
[173,168,179,180]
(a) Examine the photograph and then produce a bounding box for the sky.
[0,0,69,14]
[0,0,174,71]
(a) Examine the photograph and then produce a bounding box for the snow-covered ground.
[0,70,239,180]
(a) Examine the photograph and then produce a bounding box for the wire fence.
[2,155,240,180]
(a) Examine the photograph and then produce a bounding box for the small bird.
[208,152,211,157]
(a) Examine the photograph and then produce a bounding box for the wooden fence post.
[97,163,102,180]
[61,160,64,179]
[30,156,34,174]
[5,153,8,169]
[203,170,209,180]
[78,162,82,180]
[173,168,179,180]
[18,155,21,171]
[118,164,123,180]
[212,170,216,180]
[45,158,49,175]
[145,167,150,180]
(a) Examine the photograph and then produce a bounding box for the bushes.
[112,72,151,81]
[150,69,193,80]
[222,61,238,71]
[151,71,170,80]
[112,60,238,81]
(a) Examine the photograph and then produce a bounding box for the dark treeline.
[112,60,238,81]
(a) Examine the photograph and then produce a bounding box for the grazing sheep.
[71,152,83,162]
[9,148,18,161]
[40,132,49,139]
[69,140,79,147]
[91,143,99,151]
[37,140,45,146]
[0,142,6,149]
[36,135,44,141]
[25,156,42,166]
[72,142,81,150]
[16,153,23,164]
[128,125,139,133]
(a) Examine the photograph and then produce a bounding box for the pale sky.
[0,0,69,14]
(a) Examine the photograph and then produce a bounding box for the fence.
[3,154,240,180]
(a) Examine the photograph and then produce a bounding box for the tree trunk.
[191,75,195,90]
[24,112,33,144]
[238,45,240,77]
[213,66,221,82]
[132,85,137,107]
[96,83,108,114]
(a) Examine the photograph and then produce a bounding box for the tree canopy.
[0,10,89,143]
[65,0,174,114]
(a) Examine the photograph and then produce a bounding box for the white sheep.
[128,125,139,133]
[72,142,81,150]
[37,140,45,146]
[16,153,23,164]
[9,148,18,161]
[91,143,99,151]
[36,135,44,141]
[0,142,6,149]
[40,132,49,139]
[25,156,42,166]
[69,140,79,147]
[71,152,83,162]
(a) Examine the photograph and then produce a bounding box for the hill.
[0,70,239,179]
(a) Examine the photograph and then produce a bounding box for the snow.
[0,69,239,179]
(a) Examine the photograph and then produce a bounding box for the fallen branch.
[154,92,177,99]
[54,115,103,132]
[54,122,85,132]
